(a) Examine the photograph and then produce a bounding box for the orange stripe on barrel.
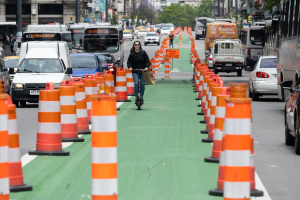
[0,162,9,178]
[92,163,117,179]
[8,105,16,119]
[9,134,19,148]
[76,101,87,109]
[58,87,75,96]
[61,105,77,114]
[226,104,251,119]
[38,112,61,123]
[224,166,250,182]
[39,90,60,101]
[91,95,117,116]
[92,195,118,200]
[92,132,117,147]
[224,135,251,150]
[0,130,8,146]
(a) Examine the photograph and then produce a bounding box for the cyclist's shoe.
[141,97,144,104]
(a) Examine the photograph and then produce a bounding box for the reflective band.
[85,87,94,95]
[8,147,20,162]
[8,119,17,135]
[0,178,9,195]
[207,108,210,116]
[115,87,127,92]
[0,115,8,131]
[38,123,61,133]
[38,101,60,112]
[209,115,215,124]
[214,129,223,140]
[0,146,8,163]
[219,151,225,165]
[211,96,217,106]
[92,147,117,163]
[203,83,207,90]
[61,114,77,123]
[202,96,206,102]
[87,102,91,109]
[92,116,117,132]
[250,154,254,166]
[224,119,251,135]
[196,80,199,84]
[200,76,203,80]
[116,77,126,82]
[224,181,250,198]
[77,109,88,118]
[199,86,202,90]
[208,92,212,100]
[215,107,226,118]
[61,96,76,105]
[75,92,86,101]
[92,179,118,195]
[224,150,250,166]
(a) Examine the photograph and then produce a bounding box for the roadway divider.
[164,58,170,79]
[125,69,135,96]
[116,67,131,102]
[179,35,182,48]
[28,82,69,156]
[95,72,105,94]
[104,71,115,95]
[196,62,208,101]
[58,80,84,142]
[84,74,97,123]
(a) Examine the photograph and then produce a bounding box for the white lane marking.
[21,96,131,167]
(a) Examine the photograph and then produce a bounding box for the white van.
[10,41,72,106]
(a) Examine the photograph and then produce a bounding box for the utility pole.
[76,0,80,23]
[210,0,211,18]
[124,0,126,18]
[235,0,238,16]
[106,0,109,22]
[133,0,136,25]
[140,0,143,25]
[16,0,22,32]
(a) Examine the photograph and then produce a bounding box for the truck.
[10,41,73,106]
[212,39,245,76]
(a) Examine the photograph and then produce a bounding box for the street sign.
[90,13,95,18]
[166,49,180,59]
[84,18,90,22]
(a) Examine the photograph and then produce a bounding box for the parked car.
[137,29,147,39]
[95,53,117,78]
[281,79,300,154]
[123,30,133,40]
[0,59,11,94]
[70,53,102,79]
[3,56,19,81]
[144,33,160,46]
[161,27,171,35]
[249,56,277,101]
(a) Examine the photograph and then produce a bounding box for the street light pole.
[16,0,22,32]
[140,0,143,25]
[106,0,108,22]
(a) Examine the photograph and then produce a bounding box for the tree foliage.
[196,0,214,18]
[109,14,118,25]
[136,1,159,26]
[261,0,281,12]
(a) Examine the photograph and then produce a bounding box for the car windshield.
[162,27,169,30]
[260,58,277,68]
[97,54,114,63]
[139,30,146,32]
[18,59,63,73]
[70,56,97,68]
[123,32,130,34]
[84,35,119,53]
[71,29,84,50]
[147,34,158,37]
[4,59,18,68]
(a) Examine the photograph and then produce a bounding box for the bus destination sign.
[71,30,84,33]
[85,28,118,34]
[26,33,56,39]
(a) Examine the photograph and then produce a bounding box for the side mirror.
[8,68,14,74]
[65,68,73,74]
[280,80,293,88]
[283,87,294,93]
[18,42,21,48]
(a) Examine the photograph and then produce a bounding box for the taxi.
[123,30,133,41]
[137,29,147,39]
[134,27,143,36]
[3,56,19,81]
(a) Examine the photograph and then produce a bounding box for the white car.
[161,27,170,35]
[249,56,278,101]
[123,31,133,40]
[144,33,160,46]
[137,29,147,39]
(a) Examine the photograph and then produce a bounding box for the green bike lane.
[11,79,222,200]
[159,48,192,73]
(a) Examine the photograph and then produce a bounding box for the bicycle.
[132,69,146,110]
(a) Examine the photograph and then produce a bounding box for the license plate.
[225,64,232,66]
[30,90,40,95]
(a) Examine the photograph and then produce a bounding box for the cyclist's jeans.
[170,40,174,48]
[132,72,145,97]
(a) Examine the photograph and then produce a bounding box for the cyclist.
[127,41,150,104]
[169,33,174,48]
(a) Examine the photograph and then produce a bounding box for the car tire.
[285,108,295,146]
[252,86,259,101]
[213,65,218,74]
[144,43,147,46]
[295,117,300,154]
[20,101,26,106]
[237,69,242,76]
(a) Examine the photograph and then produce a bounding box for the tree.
[197,0,214,18]
[136,0,159,25]
[261,0,281,12]
[110,14,118,25]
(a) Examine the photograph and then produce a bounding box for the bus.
[195,17,215,40]
[263,19,278,56]
[83,24,124,67]
[22,25,72,50]
[240,26,265,68]
[0,22,17,41]
[69,23,91,53]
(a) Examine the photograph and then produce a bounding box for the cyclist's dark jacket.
[127,47,150,70]
[169,35,174,41]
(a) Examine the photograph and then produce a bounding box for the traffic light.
[70,16,73,23]
[248,16,252,23]
[81,17,84,22]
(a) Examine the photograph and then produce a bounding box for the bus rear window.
[250,29,264,42]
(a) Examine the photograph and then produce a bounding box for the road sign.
[90,13,95,18]
[84,18,90,22]
[166,49,180,59]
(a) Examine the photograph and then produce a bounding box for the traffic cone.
[95,73,105,94]
[91,94,118,200]
[104,71,115,95]
[84,74,97,123]
[193,64,199,92]
[165,59,170,79]
[197,71,214,119]
[7,95,33,192]
[0,91,10,199]
[58,80,84,142]
[70,78,90,134]
[125,69,135,96]
[28,82,69,156]
[116,67,131,102]
[195,64,208,101]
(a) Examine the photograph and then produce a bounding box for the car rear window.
[260,58,277,68]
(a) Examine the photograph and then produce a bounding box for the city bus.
[69,23,91,53]
[263,19,278,56]
[195,17,215,40]
[240,26,265,68]
[0,22,17,41]
[22,25,72,50]
[83,24,124,67]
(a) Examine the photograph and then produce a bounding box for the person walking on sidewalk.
[169,33,174,48]
[10,36,16,54]
[127,41,150,104]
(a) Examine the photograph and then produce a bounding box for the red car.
[95,53,117,77]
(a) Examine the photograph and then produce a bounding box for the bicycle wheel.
[137,101,141,110]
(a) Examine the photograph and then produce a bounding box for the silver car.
[137,29,147,39]
[144,33,160,46]
[123,31,133,40]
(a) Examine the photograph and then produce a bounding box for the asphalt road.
[16,33,299,200]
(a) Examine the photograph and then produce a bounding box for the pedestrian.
[6,34,10,47]
[10,36,16,54]
[127,41,150,104]
[0,44,4,60]
[169,33,174,48]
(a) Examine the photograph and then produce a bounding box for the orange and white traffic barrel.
[165,59,170,78]
[125,69,134,96]
[104,71,115,95]
[0,92,10,199]
[7,95,32,192]
[28,82,69,156]
[84,74,97,123]
[198,71,214,119]
[116,67,131,102]
[196,65,208,102]
[194,64,200,92]
[91,95,118,199]
[95,72,105,94]
[70,77,90,134]
[58,80,84,142]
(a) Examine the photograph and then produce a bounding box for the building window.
[6,4,31,15]
[38,18,64,24]
[38,4,63,15]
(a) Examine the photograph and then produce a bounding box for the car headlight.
[12,83,23,89]
[109,68,114,71]
[53,83,62,89]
